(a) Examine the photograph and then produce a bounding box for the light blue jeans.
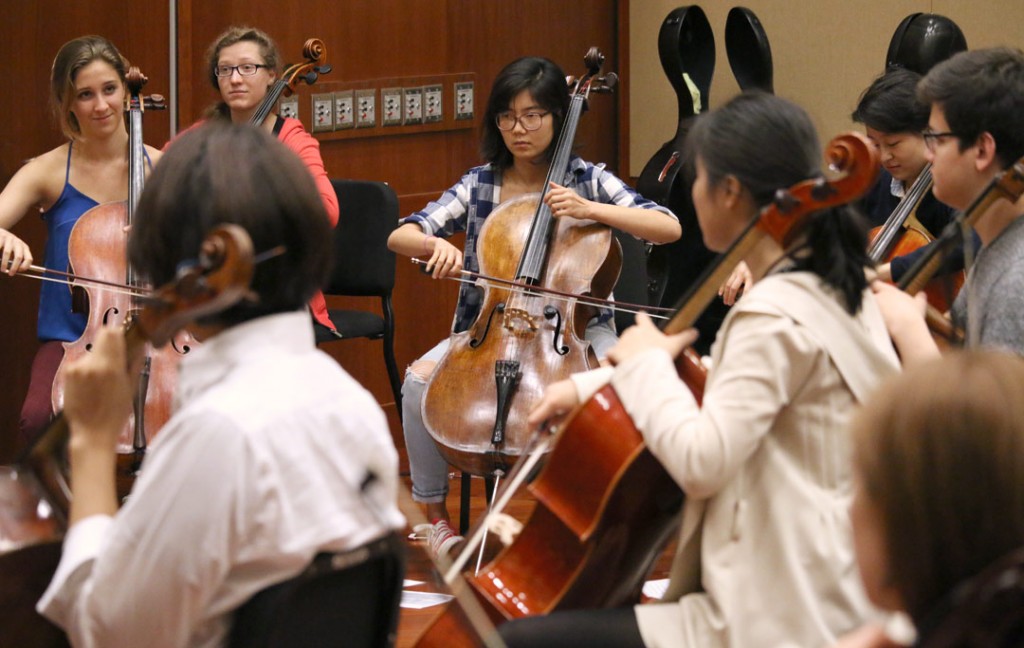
[402,318,617,503]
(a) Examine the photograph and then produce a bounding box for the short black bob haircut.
[480,56,571,170]
[129,122,332,327]
[852,67,929,135]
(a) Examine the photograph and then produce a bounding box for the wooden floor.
[395,472,676,647]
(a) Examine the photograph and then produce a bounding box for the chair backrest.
[612,230,653,333]
[326,179,399,298]
[229,532,406,648]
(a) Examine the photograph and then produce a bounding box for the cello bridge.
[502,308,538,337]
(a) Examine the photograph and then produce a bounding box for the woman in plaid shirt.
[388,56,680,558]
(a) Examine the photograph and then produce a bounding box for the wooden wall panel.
[0,0,621,462]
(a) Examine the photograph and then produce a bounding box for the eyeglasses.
[214,63,270,78]
[922,129,958,152]
[495,111,550,131]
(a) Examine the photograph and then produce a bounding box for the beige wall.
[629,0,1024,177]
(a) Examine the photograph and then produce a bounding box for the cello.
[0,225,254,648]
[867,163,964,312]
[897,153,1024,344]
[49,67,181,497]
[413,134,880,645]
[421,49,620,479]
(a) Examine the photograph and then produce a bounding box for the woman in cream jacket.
[499,92,903,648]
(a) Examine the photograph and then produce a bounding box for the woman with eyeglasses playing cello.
[0,36,163,450]
[501,92,909,648]
[387,56,681,560]
[174,25,340,337]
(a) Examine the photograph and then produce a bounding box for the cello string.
[15,271,149,299]
[412,260,673,321]
[11,244,286,301]
[437,273,671,322]
[21,264,148,294]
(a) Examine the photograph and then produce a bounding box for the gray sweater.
[952,215,1024,355]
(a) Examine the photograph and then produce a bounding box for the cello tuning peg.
[772,188,802,214]
[810,179,839,202]
[316,64,332,74]
[599,73,619,90]
[145,94,167,111]
[303,71,318,85]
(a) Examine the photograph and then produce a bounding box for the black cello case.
[886,13,967,74]
[636,6,772,354]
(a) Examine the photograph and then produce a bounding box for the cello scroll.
[280,39,332,95]
[249,38,332,127]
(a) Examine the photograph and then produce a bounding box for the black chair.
[229,532,406,648]
[316,179,403,416]
[612,229,654,334]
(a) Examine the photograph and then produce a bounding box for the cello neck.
[127,104,145,221]
[662,216,768,334]
[898,155,1024,295]
[868,163,934,262]
[249,38,332,128]
[249,79,288,127]
[124,68,151,289]
[515,91,587,284]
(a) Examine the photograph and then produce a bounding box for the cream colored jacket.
[571,272,900,648]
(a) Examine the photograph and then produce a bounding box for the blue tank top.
[36,145,154,341]
[37,145,95,342]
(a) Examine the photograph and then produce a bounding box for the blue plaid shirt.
[401,155,675,333]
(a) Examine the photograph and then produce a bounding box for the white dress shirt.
[38,310,405,647]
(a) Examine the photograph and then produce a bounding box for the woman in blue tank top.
[0,35,162,447]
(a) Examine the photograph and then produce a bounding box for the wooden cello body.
[421,50,619,478]
[867,164,964,312]
[421,194,618,476]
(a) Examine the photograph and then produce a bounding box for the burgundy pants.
[19,340,64,446]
